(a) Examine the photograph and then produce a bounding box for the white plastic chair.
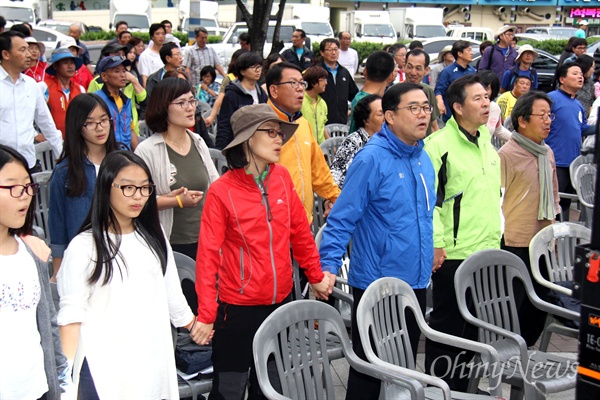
[35,141,56,172]
[208,148,229,176]
[319,136,345,167]
[324,123,350,138]
[32,172,52,243]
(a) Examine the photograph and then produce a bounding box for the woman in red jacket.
[193,104,330,399]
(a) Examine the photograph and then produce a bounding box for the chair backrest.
[137,120,153,139]
[356,278,423,370]
[32,172,52,242]
[197,100,212,120]
[455,249,533,344]
[209,148,229,176]
[569,154,594,188]
[35,141,56,172]
[324,123,350,138]
[574,163,596,209]
[490,135,504,151]
[319,136,346,167]
[252,300,423,400]
[311,193,326,237]
[529,222,591,295]
[173,251,198,312]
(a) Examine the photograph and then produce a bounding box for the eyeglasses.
[529,113,556,121]
[256,129,286,140]
[0,183,39,198]
[248,64,263,72]
[273,80,308,90]
[170,99,199,109]
[324,47,339,53]
[83,118,112,130]
[396,105,433,115]
[111,183,155,197]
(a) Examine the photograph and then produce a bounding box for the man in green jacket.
[424,74,501,391]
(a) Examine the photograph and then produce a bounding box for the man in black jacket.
[319,38,359,125]
[281,29,315,71]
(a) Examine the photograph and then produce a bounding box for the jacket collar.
[268,99,302,122]
[377,122,424,158]
[446,116,490,142]
[230,165,273,189]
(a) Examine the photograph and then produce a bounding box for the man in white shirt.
[139,23,166,87]
[337,31,359,79]
[0,31,63,173]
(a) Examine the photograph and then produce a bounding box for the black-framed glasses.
[111,183,155,197]
[83,118,112,130]
[396,105,433,115]
[256,129,286,140]
[529,113,556,121]
[170,99,199,109]
[273,80,308,90]
[324,47,339,53]
[248,64,263,72]
[0,183,39,198]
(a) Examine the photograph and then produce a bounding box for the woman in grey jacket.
[0,145,72,400]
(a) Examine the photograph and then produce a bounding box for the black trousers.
[501,238,551,347]
[425,259,478,392]
[209,295,290,400]
[556,167,574,220]
[78,358,100,400]
[345,286,427,400]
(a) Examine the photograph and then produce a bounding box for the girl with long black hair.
[57,151,201,399]
[49,93,119,279]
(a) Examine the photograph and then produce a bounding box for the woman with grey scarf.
[498,91,560,347]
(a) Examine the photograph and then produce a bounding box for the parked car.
[446,27,494,42]
[470,48,559,93]
[31,26,71,60]
[37,20,89,36]
[525,27,577,40]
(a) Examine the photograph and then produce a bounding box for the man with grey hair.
[338,31,358,78]
[68,23,90,68]
[184,26,226,87]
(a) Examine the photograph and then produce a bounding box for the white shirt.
[338,47,359,79]
[58,231,193,399]
[0,66,63,169]
[488,101,512,141]
[0,237,48,400]
[138,48,165,77]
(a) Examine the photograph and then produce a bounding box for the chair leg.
[539,330,552,352]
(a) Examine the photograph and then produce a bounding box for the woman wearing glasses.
[215,52,268,149]
[135,78,219,260]
[57,151,200,399]
[0,145,73,400]
[193,105,330,398]
[49,94,119,279]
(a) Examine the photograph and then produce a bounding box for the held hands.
[323,200,334,218]
[190,320,214,346]
[167,187,204,208]
[432,247,447,273]
[311,273,331,301]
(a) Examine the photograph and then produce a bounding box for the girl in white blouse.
[58,151,201,399]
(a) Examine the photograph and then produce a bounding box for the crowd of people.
[0,16,596,399]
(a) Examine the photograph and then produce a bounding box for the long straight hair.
[57,94,118,197]
[79,151,167,286]
[0,145,35,236]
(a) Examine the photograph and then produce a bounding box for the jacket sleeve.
[195,185,226,323]
[348,70,359,101]
[48,166,69,258]
[215,89,237,150]
[309,131,341,202]
[319,153,373,275]
[424,141,447,249]
[478,47,491,71]
[434,69,450,96]
[285,170,324,284]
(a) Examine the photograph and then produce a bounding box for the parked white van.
[447,27,494,42]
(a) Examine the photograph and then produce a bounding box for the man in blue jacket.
[319,82,437,400]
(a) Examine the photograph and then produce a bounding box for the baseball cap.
[96,55,131,74]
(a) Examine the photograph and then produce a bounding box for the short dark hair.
[239,32,250,43]
[0,30,25,56]
[0,144,35,236]
[382,82,424,113]
[406,49,430,68]
[408,40,423,51]
[571,38,588,50]
[0,16,6,30]
[159,42,178,64]
[513,75,532,87]
[476,70,500,101]
[118,30,131,40]
[149,23,166,38]
[353,94,381,129]
[365,51,395,82]
[451,40,472,60]
[294,29,306,39]
[146,78,195,133]
[479,41,493,55]
[554,63,582,87]
[388,43,406,57]
[575,54,594,74]
[194,27,208,36]
[224,143,248,169]
[263,53,284,75]
[160,19,172,27]
[338,31,350,39]
[510,91,553,132]
[235,51,263,82]
[115,21,128,30]
[227,48,247,74]
[303,66,328,90]
[446,74,483,117]
[200,65,216,82]
[9,23,30,36]
[266,62,302,98]
[564,37,577,52]
[319,38,340,52]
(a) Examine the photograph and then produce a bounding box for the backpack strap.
[486,44,496,71]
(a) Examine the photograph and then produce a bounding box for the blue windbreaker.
[319,123,436,290]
